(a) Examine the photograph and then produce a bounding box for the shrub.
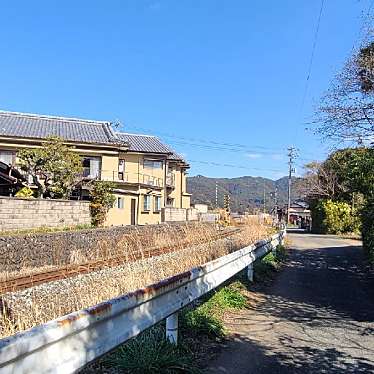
[361,197,374,263]
[311,199,359,234]
[15,187,34,198]
[89,181,116,227]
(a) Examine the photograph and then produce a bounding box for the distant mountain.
[187,175,302,213]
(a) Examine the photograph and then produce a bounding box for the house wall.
[0,197,90,231]
[182,193,191,209]
[101,154,120,182]
[138,187,163,225]
[167,165,182,208]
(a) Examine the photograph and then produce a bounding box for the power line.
[121,122,319,158]
[123,123,286,153]
[187,159,284,173]
[299,0,325,116]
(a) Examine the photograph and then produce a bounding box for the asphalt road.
[207,232,374,373]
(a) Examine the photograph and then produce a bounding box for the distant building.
[192,203,209,213]
[287,200,311,228]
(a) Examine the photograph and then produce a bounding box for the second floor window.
[144,159,163,170]
[0,150,15,165]
[118,159,125,180]
[82,157,101,179]
[143,195,151,211]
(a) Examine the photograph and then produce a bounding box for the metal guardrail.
[0,231,285,374]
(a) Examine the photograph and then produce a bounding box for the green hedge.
[311,199,359,234]
[361,198,374,262]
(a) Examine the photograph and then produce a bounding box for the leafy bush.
[311,199,359,234]
[89,181,116,227]
[361,198,374,263]
[15,187,34,198]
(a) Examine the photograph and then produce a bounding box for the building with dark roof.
[0,110,191,226]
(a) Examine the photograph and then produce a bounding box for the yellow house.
[0,110,191,226]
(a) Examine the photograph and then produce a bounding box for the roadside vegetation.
[83,244,287,373]
[298,37,374,263]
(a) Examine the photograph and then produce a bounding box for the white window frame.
[82,156,101,179]
[117,197,124,209]
[143,195,151,211]
[154,196,161,212]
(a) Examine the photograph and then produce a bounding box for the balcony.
[82,166,100,180]
[99,170,164,188]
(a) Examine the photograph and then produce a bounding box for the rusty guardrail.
[0,230,285,374]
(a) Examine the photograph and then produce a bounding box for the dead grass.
[0,220,270,339]
[0,223,221,280]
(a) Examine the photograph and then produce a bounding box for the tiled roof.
[0,111,125,146]
[117,132,185,162]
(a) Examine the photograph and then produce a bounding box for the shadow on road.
[210,333,374,373]
[208,236,374,373]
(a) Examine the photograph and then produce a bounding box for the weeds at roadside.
[90,244,288,374]
[254,245,287,282]
[100,325,201,374]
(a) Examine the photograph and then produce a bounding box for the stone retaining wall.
[0,222,214,272]
[0,197,91,231]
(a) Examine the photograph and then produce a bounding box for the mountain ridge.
[186,175,301,213]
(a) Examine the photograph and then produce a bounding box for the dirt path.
[206,233,374,373]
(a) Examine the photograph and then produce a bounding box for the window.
[118,159,125,180]
[82,157,101,179]
[144,159,163,169]
[154,196,161,212]
[143,195,151,211]
[0,150,15,165]
[117,197,124,209]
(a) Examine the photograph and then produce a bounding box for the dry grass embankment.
[0,219,269,339]
[0,222,222,281]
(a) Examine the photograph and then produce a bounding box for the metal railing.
[98,170,164,187]
[0,230,285,374]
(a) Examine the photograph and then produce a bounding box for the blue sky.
[0,0,371,179]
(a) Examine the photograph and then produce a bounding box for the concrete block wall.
[162,207,211,223]
[0,197,91,231]
[186,208,199,221]
[162,207,187,222]
[199,212,220,223]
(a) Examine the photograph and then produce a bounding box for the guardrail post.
[280,230,285,246]
[247,263,254,282]
[166,312,178,345]
[272,241,277,255]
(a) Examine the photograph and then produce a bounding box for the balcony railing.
[99,170,164,188]
[82,167,101,179]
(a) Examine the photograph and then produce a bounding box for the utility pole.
[263,183,266,215]
[287,147,298,226]
[270,187,278,222]
[274,186,278,222]
[215,181,218,208]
